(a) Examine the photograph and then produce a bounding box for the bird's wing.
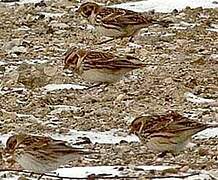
[98,8,152,27]
[83,51,144,70]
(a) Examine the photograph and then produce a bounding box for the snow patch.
[110,0,218,13]
[185,92,217,105]
[53,129,140,144]
[43,83,87,92]
[194,127,218,139]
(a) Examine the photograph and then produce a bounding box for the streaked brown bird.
[64,48,147,83]
[130,111,218,155]
[76,2,154,41]
[4,134,94,173]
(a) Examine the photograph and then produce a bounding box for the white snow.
[0,165,178,179]
[1,165,213,180]
[18,0,40,3]
[52,129,140,144]
[128,42,143,49]
[0,87,27,95]
[209,54,218,61]
[38,12,65,18]
[207,24,218,32]
[55,165,177,178]
[2,0,217,12]
[0,0,41,5]
[185,92,217,105]
[0,134,11,146]
[42,83,87,92]
[207,28,218,32]
[0,61,7,65]
[194,127,218,139]
[110,0,218,13]
[48,105,80,115]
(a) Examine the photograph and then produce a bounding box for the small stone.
[18,176,29,180]
[118,166,124,171]
[172,9,179,14]
[49,21,69,29]
[43,66,58,77]
[198,147,209,156]
[2,39,21,52]
[179,165,189,172]
[119,140,128,144]
[114,94,125,103]
[1,0,19,2]
[162,168,178,174]
[10,46,27,54]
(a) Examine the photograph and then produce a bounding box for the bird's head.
[76,2,100,18]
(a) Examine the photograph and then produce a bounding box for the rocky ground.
[0,0,218,179]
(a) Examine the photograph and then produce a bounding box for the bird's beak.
[3,148,9,154]
[128,131,133,135]
[63,64,69,70]
[128,126,134,135]
[2,148,13,159]
[75,6,80,13]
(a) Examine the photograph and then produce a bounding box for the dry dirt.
[0,0,218,179]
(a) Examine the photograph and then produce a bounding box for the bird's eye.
[83,6,93,16]
[137,122,142,130]
[85,10,91,16]
[83,6,88,11]
[133,122,142,131]
[65,54,79,68]
[131,121,139,130]
[6,137,17,150]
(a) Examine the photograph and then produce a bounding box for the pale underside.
[145,134,191,153]
[139,117,209,153]
[95,24,147,38]
[15,150,79,173]
[81,68,134,83]
[142,129,200,153]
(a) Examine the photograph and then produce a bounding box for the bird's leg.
[129,36,134,42]
[171,152,176,158]
[157,151,168,158]
[87,83,110,94]
[96,38,115,45]
[29,172,34,177]
[86,82,103,90]
[37,173,44,180]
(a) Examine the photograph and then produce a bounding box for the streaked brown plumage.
[130,111,218,154]
[64,48,146,83]
[77,2,153,39]
[4,134,94,173]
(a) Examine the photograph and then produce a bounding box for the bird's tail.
[206,123,218,129]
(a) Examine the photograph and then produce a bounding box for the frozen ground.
[111,0,218,12]
[2,0,218,12]
[0,0,218,179]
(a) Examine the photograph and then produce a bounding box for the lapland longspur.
[64,48,146,83]
[4,134,94,173]
[130,111,218,155]
[77,2,154,40]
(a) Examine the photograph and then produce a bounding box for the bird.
[64,48,147,83]
[76,2,155,42]
[4,133,94,173]
[129,111,218,156]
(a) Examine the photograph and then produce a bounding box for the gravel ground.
[0,0,218,179]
